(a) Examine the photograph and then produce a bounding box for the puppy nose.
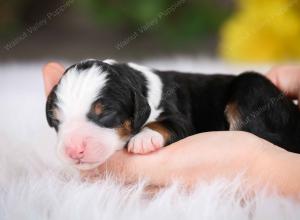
[65,143,86,160]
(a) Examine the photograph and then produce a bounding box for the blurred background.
[0,0,300,63]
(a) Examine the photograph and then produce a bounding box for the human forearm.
[141,132,258,185]
[123,131,300,198]
[122,132,272,186]
[254,147,300,199]
[82,131,300,199]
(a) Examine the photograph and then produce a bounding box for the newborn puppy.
[45,59,300,170]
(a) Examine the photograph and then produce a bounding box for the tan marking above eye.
[93,103,103,115]
[52,107,61,121]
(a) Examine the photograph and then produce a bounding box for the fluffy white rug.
[1,58,299,220]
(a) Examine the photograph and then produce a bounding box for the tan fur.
[93,103,103,115]
[225,102,241,130]
[52,108,61,121]
[117,120,132,138]
[146,122,170,143]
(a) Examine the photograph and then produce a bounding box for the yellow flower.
[219,0,300,62]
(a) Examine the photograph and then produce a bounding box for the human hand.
[81,131,300,199]
[81,131,280,186]
[267,65,300,102]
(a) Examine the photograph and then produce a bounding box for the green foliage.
[78,0,232,46]
[0,0,31,36]
[0,0,232,46]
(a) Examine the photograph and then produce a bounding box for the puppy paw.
[128,128,164,154]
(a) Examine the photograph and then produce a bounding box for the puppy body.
[46,59,300,169]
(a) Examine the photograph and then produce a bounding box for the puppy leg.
[226,72,300,152]
[128,115,193,154]
[127,126,165,154]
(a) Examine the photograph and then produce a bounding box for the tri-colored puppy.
[45,59,300,170]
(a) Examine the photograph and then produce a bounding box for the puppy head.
[43,59,150,170]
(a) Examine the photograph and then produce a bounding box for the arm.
[82,131,300,198]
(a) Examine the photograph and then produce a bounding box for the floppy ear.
[132,91,151,133]
[42,62,65,97]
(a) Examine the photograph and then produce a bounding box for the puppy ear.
[132,91,151,133]
[42,62,65,97]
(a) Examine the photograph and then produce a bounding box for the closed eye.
[48,116,60,131]
[98,111,120,126]
[88,110,122,128]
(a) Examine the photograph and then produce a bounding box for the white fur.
[128,62,163,124]
[55,64,126,169]
[56,120,127,170]
[1,61,299,219]
[103,59,117,65]
[128,127,164,154]
[56,64,107,120]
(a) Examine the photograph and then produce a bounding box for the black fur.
[227,73,300,152]
[46,60,300,153]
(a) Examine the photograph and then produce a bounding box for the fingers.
[42,62,65,96]
[266,65,300,99]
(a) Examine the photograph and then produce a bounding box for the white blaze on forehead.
[128,62,163,123]
[103,59,117,65]
[55,65,107,120]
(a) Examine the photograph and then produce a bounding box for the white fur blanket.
[1,59,299,220]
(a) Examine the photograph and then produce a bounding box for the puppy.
[45,59,300,170]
